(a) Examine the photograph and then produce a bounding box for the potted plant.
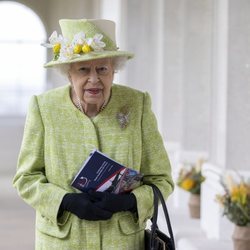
[216,173,250,250]
[177,159,205,218]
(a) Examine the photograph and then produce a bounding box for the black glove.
[59,193,113,221]
[88,191,137,213]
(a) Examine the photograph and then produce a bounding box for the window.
[0,1,46,115]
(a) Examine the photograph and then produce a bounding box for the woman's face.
[68,58,114,107]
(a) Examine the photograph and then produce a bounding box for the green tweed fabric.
[13,84,174,250]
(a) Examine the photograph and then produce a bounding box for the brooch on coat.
[116,106,130,129]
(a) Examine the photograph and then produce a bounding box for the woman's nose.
[88,69,99,83]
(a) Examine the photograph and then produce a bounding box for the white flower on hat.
[89,34,106,51]
[71,32,106,53]
[58,43,74,62]
[41,31,64,48]
[71,32,90,54]
[41,31,67,60]
[72,32,86,46]
[42,30,107,62]
[49,31,65,45]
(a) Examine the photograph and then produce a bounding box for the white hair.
[54,56,129,77]
[111,56,128,72]
[54,64,71,77]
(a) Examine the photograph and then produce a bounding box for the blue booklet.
[71,149,143,194]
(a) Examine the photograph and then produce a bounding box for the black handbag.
[145,184,175,250]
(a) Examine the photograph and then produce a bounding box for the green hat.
[42,19,134,68]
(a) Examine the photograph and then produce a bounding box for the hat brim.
[44,50,134,68]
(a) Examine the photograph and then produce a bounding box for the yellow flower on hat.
[73,44,82,54]
[41,31,66,60]
[42,27,109,63]
[82,44,92,53]
[42,19,134,67]
[42,30,105,60]
[53,43,61,54]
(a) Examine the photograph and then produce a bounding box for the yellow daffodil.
[181,178,195,191]
[231,183,248,205]
[82,44,92,53]
[177,163,205,195]
[42,31,106,62]
[216,173,250,227]
[53,43,61,54]
[73,44,82,54]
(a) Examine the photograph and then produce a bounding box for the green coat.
[13,84,174,250]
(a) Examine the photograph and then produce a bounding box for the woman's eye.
[79,67,90,74]
[97,66,109,75]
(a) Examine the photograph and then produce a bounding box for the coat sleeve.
[12,96,69,226]
[132,92,174,227]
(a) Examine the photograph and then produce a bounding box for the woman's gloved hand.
[59,193,113,221]
[88,191,137,213]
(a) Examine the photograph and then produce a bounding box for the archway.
[0,1,46,115]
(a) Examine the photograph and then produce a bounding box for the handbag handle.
[148,183,175,250]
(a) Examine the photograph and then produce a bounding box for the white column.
[124,0,168,132]
[226,0,250,170]
[201,0,229,239]
[122,0,184,141]
[209,0,228,168]
[161,0,184,145]
[201,0,250,240]
[209,0,250,170]
[180,0,213,152]
[173,0,213,208]
[154,0,164,133]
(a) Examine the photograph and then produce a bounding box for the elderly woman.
[13,19,174,250]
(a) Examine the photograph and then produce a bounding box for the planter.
[232,225,250,250]
[188,194,200,218]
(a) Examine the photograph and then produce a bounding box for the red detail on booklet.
[71,149,143,194]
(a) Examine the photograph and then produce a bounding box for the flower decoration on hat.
[42,31,106,62]
[41,31,67,60]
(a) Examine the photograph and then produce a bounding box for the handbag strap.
[148,183,175,250]
[150,185,159,237]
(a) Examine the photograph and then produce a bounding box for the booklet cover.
[71,149,143,194]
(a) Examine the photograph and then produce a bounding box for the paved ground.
[0,176,35,250]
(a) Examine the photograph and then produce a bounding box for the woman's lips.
[85,88,103,95]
